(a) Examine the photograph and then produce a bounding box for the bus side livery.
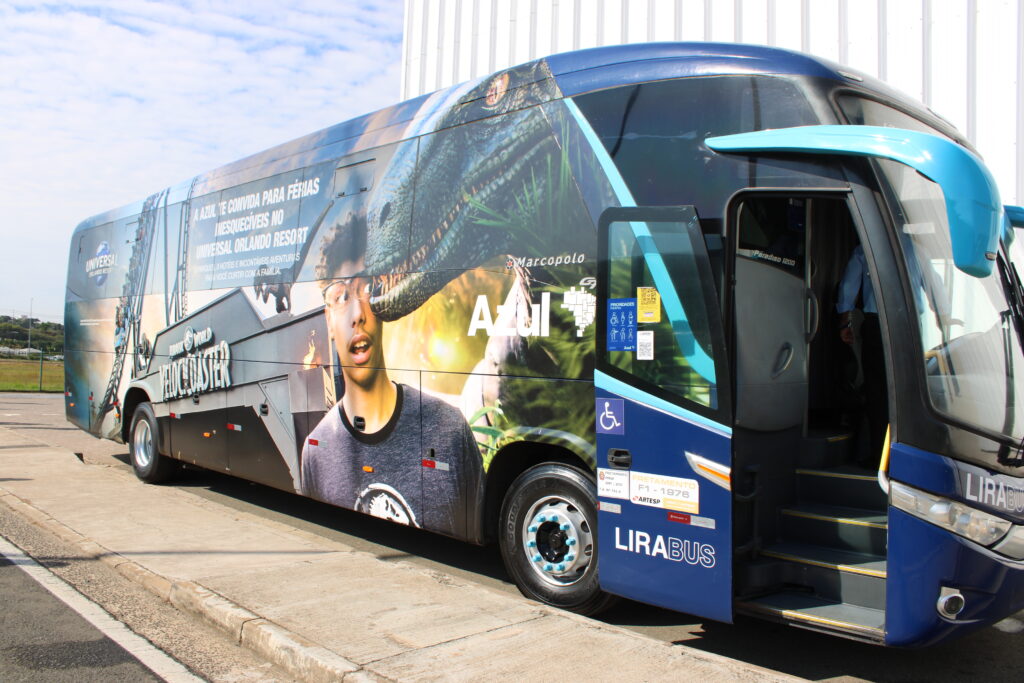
[65,43,1024,646]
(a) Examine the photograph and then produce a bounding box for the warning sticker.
[598,468,629,500]
[637,287,661,323]
[629,471,700,513]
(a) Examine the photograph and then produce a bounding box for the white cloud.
[0,0,404,321]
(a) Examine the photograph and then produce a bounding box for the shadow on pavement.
[164,465,510,585]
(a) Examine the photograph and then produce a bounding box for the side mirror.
[1007,205,1024,229]
[706,125,1001,278]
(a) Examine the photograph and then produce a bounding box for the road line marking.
[0,534,202,682]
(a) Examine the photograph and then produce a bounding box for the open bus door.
[595,206,734,622]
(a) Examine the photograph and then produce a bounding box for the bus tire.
[129,403,174,484]
[499,463,616,615]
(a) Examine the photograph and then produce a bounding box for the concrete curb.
[0,489,364,682]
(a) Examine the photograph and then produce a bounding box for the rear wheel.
[499,463,616,615]
[130,403,174,483]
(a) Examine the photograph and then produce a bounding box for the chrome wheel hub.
[521,495,594,587]
[132,419,153,469]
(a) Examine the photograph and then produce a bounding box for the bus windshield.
[877,158,1024,443]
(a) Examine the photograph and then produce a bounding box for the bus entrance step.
[761,541,887,579]
[798,429,853,469]
[780,503,888,556]
[737,592,885,643]
[796,466,888,511]
[759,541,886,609]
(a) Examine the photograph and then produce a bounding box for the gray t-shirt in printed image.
[300,383,483,539]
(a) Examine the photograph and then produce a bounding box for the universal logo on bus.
[159,326,232,400]
[85,241,117,286]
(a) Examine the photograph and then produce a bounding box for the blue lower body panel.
[886,507,1024,646]
[595,386,732,623]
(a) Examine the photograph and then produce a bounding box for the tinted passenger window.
[837,95,954,141]
[736,197,807,275]
[573,76,817,206]
[305,142,412,285]
[604,213,722,410]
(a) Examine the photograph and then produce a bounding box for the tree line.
[0,316,64,353]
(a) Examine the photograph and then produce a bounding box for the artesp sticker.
[629,471,700,513]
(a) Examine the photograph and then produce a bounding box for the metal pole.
[39,345,44,391]
[27,297,32,354]
[838,0,848,65]
[967,0,977,144]
[1018,0,1024,205]
[922,0,932,107]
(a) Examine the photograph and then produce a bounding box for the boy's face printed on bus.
[324,278,384,387]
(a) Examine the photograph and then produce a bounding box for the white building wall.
[402,0,1024,204]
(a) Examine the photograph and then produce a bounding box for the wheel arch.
[121,387,151,444]
[482,440,593,544]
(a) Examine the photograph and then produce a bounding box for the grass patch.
[0,358,64,392]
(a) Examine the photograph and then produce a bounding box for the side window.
[334,158,376,198]
[836,94,956,142]
[735,198,807,275]
[409,107,594,274]
[601,207,728,416]
[186,190,220,293]
[573,75,818,206]
[146,202,183,296]
[69,225,115,300]
[85,217,136,301]
[307,141,412,286]
[111,214,143,299]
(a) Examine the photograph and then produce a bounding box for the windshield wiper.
[995,252,1024,464]
[997,254,1024,350]
[998,308,1024,466]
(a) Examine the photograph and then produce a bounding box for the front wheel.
[129,403,175,483]
[499,463,616,615]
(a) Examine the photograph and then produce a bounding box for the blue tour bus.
[64,43,1024,646]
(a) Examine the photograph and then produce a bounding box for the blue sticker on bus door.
[607,298,637,351]
[596,398,625,434]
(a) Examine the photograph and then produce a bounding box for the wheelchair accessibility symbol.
[596,398,625,435]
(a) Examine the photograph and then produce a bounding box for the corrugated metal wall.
[401,0,1023,204]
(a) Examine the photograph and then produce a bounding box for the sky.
[0,0,405,323]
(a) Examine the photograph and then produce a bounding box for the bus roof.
[70,42,939,234]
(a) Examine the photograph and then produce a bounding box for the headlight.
[891,481,1012,547]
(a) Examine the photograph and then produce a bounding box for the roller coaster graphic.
[90,183,189,437]
[88,174,330,438]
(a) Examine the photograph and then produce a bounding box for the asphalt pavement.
[0,555,161,682]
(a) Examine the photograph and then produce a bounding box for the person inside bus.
[837,244,888,467]
[300,217,483,537]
